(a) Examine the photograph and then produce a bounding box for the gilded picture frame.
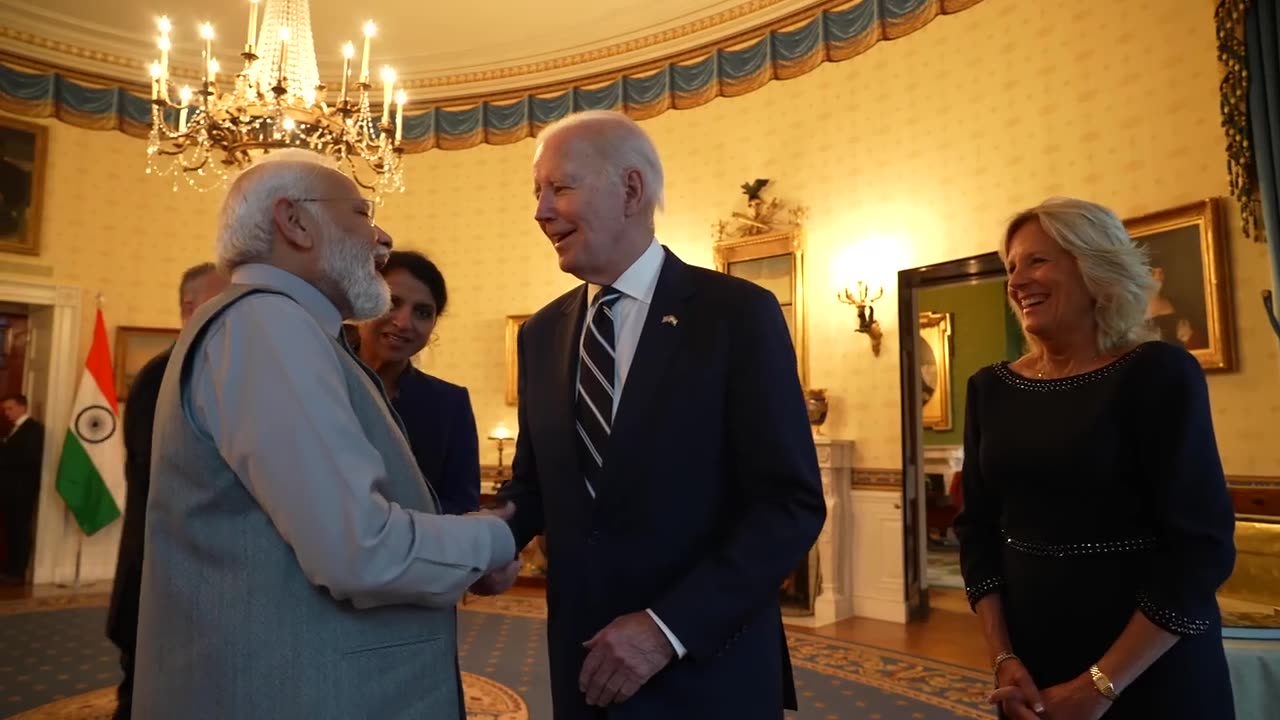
[114,326,178,402]
[1124,198,1234,371]
[918,311,953,431]
[0,116,49,256]
[505,314,531,406]
[713,227,807,387]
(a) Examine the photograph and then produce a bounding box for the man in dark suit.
[106,262,226,719]
[1,393,43,585]
[496,110,825,719]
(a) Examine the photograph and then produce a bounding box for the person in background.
[105,261,228,719]
[955,196,1235,720]
[0,393,43,585]
[355,250,481,515]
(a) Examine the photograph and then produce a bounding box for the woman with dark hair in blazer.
[355,250,481,515]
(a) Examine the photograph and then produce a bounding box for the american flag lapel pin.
[661,314,679,327]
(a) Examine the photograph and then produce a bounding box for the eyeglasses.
[294,197,376,226]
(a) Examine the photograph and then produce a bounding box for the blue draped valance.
[0,0,982,152]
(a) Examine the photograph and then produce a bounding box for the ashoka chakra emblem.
[75,405,116,444]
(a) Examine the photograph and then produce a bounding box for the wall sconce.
[837,281,885,356]
[488,422,515,474]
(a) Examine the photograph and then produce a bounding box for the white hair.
[536,110,665,214]
[1002,196,1159,356]
[215,149,342,273]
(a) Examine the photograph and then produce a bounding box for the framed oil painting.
[505,314,530,406]
[918,311,953,431]
[0,116,48,256]
[1124,198,1234,371]
[115,326,178,401]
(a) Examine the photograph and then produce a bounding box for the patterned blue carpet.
[0,594,993,719]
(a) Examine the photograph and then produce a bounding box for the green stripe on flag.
[55,429,121,535]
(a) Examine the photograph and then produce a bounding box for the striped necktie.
[576,286,623,499]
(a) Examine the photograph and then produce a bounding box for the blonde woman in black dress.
[954,197,1236,719]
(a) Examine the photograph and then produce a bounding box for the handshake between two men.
[467,501,522,597]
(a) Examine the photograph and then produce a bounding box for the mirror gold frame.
[713,226,808,388]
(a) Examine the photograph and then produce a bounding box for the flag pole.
[72,532,83,593]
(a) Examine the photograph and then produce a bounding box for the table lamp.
[488,422,514,473]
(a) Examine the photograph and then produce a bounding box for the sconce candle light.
[837,281,885,356]
[488,422,514,472]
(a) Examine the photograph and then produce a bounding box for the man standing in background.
[106,262,227,719]
[0,393,43,585]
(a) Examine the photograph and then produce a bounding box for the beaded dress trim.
[993,344,1147,391]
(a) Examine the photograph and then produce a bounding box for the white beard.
[319,225,390,321]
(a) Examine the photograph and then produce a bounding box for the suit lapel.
[595,250,696,508]
[548,286,590,497]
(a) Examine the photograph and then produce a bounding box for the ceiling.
[0,0,818,100]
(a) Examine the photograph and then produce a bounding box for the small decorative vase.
[804,388,829,435]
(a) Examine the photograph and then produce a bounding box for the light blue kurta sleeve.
[187,293,515,608]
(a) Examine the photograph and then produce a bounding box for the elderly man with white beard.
[133,149,520,720]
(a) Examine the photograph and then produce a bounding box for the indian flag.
[55,308,125,535]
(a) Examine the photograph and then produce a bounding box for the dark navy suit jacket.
[392,366,481,515]
[497,248,825,719]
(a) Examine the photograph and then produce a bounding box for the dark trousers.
[107,555,141,720]
[3,493,35,578]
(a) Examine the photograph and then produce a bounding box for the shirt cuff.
[645,608,687,659]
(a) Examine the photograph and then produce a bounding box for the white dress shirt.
[7,413,29,439]
[579,238,688,658]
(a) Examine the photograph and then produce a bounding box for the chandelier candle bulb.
[158,34,170,87]
[360,21,375,84]
[277,26,290,89]
[380,66,395,124]
[247,0,259,53]
[200,23,214,87]
[340,42,353,105]
[150,62,162,100]
[178,85,193,132]
[395,89,406,144]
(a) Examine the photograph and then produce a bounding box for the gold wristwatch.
[1088,664,1118,700]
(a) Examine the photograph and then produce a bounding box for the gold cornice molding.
[405,0,805,90]
[391,0,881,106]
[0,0,827,102]
[0,26,143,74]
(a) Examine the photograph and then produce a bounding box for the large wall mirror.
[712,197,808,388]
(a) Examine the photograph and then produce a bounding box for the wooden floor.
[793,588,988,671]
[1,581,988,671]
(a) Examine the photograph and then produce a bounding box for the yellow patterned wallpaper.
[3,0,1278,477]
[0,115,219,360]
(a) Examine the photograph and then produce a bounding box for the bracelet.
[992,651,1019,675]
[1089,664,1119,700]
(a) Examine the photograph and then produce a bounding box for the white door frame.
[0,276,83,585]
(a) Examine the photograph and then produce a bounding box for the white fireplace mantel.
[785,435,855,628]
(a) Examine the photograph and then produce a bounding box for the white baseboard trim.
[852,595,908,623]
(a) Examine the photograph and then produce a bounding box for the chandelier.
[146,0,406,197]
